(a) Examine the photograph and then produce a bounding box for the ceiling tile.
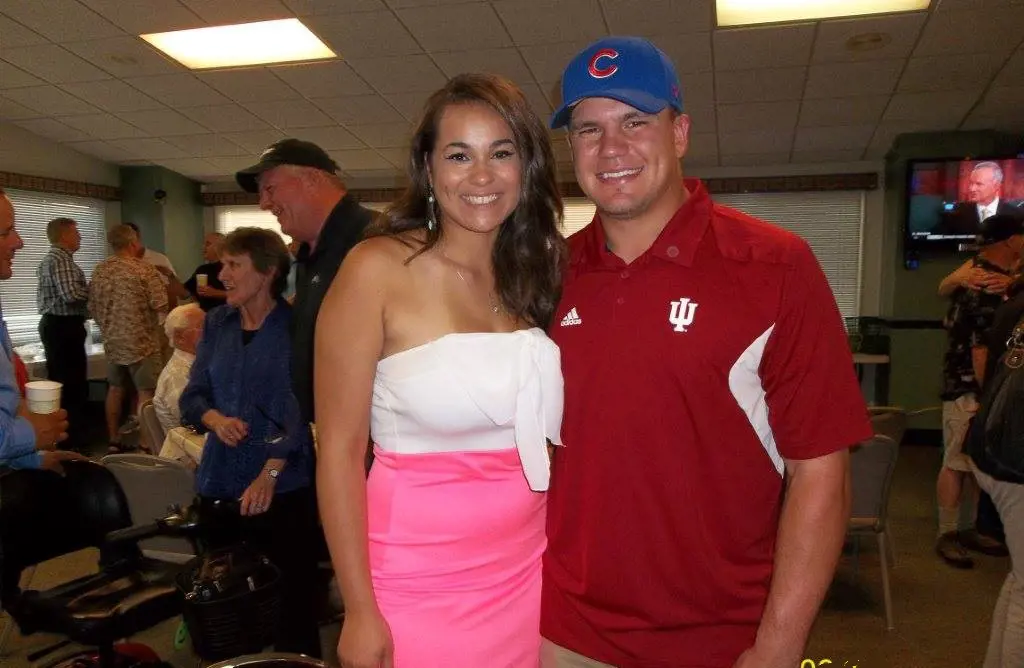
[3,85,96,116]
[433,49,534,86]
[333,149,393,171]
[162,134,249,157]
[812,14,927,64]
[397,5,511,51]
[992,46,1024,88]
[898,53,1005,93]
[381,92,430,121]
[107,137,190,160]
[78,0,204,34]
[0,62,44,90]
[882,90,980,125]
[0,15,48,49]
[494,0,607,46]
[719,129,794,155]
[792,124,875,151]
[271,61,372,98]
[179,0,293,23]
[686,132,718,160]
[520,41,592,84]
[515,83,551,117]
[0,97,42,120]
[804,60,903,99]
[719,152,791,167]
[961,113,1024,134]
[14,117,94,143]
[1,0,122,42]
[684,101,716,133]
[348,122,413,148]
[60,113,148,140]
[154,157,221,177]
[205,156,260,173]
[124,74,232,108]
[221,129,288,153]
[178,104,271,133]
[715,67,805,103]
[60,80,164,113]
[305,11,422,58]
[650,33,713,74]
[914,7,1024,58]
[717,101,799,134]
[198,69,300,103]
[248,99,335,129]
[1,45,112,84]
[64,37,185,78]
[284,0,386,12]
[116,108,209,136]
[291,126,366,150]
[315,95,407,125]
[349,55,446,94]
[797,95,889,127]
[713,24,815,71]
[65,140,139,162]
[969,85,1024,119]
[601,0,712,35]
[791,149,866,164]
[375,147,408,167]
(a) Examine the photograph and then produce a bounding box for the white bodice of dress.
[371,328,563,491]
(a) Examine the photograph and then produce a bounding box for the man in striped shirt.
[36,217,89,452]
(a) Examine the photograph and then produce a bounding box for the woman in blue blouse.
[179,227,320,658]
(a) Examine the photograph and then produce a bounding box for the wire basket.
[175,546,282,661]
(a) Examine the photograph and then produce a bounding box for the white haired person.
[152,303,205,435]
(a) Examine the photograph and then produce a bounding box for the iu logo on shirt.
[669,298,698,332]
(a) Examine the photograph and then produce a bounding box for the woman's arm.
[315,240,394,668]
[938,259,975,297]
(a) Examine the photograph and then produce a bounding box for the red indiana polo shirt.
[543,179,872,668]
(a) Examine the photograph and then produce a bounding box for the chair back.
[139,400,166,454]
[101,454,196,561]
[849,434,900,530]
[1,461,133,604]
[868,406,908,445]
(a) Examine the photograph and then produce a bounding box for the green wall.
[119,166,204,278]
[881,131,1023,429]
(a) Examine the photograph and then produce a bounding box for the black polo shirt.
[292,194,374,422]
[184,261,226,311]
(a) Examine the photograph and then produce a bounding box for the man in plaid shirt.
[36,217,89,452]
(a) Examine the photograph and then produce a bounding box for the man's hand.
[732,644,802,668]
[26,409,69,451]
[40,450,89,475]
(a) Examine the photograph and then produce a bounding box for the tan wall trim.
[0,170,121,201]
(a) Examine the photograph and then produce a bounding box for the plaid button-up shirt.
[36,246,88,317]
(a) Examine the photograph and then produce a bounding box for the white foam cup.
[26,380,62,414]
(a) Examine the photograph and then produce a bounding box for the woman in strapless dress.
[314,73,568,668]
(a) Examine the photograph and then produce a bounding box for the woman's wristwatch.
[264,467,280,481]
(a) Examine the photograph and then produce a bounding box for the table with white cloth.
[159,426,206,468]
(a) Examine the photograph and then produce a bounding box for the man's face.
[203,233,224,262]
[63,223,81,253]
[0,196,24,280]
[568,97,689,221]
[258,166,315,243]
[968,167,1000,206]
[178,312,205,354]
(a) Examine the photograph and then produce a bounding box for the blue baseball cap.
[550,36,683,130]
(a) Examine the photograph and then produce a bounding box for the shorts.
[107,353,162,391]
[942,393,978,473]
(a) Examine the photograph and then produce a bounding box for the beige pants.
[541,639,617,668]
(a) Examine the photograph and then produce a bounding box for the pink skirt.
[367,445,546,668]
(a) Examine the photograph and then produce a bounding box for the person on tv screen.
[936,161,1018,237]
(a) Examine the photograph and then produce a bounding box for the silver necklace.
[442,248,502,314]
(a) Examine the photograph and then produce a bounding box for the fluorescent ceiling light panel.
[141,18,335,70]
[716,0,931,27]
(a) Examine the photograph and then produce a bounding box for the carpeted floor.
[0,444,1010,667]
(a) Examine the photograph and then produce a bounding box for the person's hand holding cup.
[24,380,68,450]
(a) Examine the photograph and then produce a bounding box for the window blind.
[715,191,864,318]
[214,205,292,243]
[0,189,109,347]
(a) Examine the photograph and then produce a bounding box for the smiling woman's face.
[219,252,271,307]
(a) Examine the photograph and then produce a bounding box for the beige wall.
[0,122,120,186]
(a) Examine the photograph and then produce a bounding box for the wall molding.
[201,172,880,206]
[0,170,121,201]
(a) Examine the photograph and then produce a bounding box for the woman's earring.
[426,190,437,232]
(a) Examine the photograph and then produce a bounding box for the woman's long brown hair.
[368,73,567,329]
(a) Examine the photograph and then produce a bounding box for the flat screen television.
[905,156,1024,250]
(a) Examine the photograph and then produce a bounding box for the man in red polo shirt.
[542,36,873,668]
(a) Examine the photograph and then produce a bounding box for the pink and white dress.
[367,328,563,668]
